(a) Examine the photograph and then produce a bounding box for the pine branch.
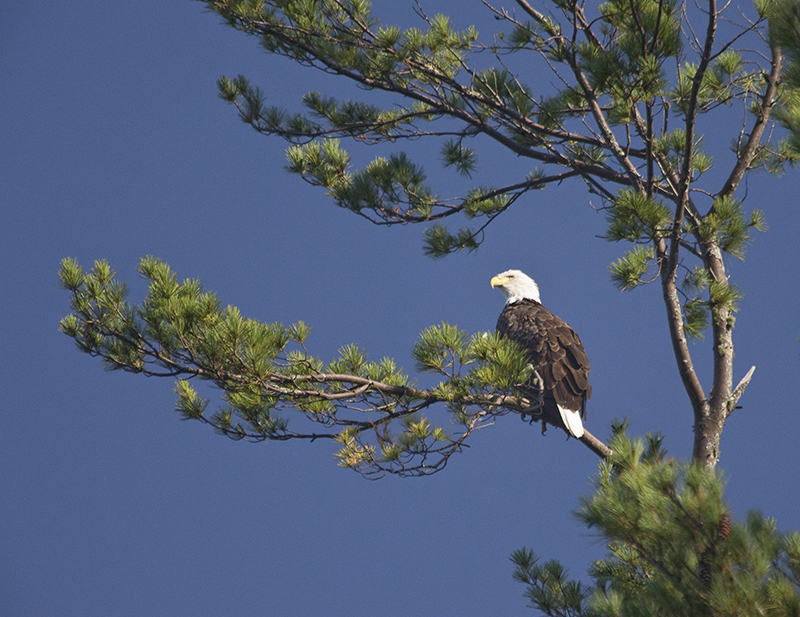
[60,256,613,476]
[718,42,783,198]
[92,1,792,471]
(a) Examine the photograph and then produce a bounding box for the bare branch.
[580,429,614,459]
[728,365,756,416]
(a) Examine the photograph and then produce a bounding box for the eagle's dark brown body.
[496,298,591,426]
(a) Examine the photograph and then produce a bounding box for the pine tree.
[59,1,800,611]
[60,0,800,472]
[512,423,800,616]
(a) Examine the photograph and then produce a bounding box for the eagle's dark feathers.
[496,298,591,421]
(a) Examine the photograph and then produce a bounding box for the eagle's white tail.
[558,405,585,439]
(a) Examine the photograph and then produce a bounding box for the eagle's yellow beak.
[490,275,506,289]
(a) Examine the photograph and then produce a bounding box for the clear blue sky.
[2,2,799,616]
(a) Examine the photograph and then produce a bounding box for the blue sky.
[2,2,799,616]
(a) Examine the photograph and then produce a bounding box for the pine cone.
[718,513,732,541]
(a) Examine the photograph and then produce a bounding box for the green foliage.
[462,187,513,218]
[679,266,712,340]
[699,197,765,261]
[577,0,680,105]
[412,322,470,375]
[441,139,477,178]
[682,297,710,340]
[599,0,682,59]
[422,223,480,258]
[466,331,533,391]
[603,177,763,344]
[59,255,325,436]
[511,548,589,615]
[653,128,690,170]
[286,139,448,222]
[609,245,655,290]
[605,190,672,243]
[200,0,800,267]
[708,280,744,313]
[471,68,534,117]
[513,429,800,616]
[411,324,535,404]
[60,257,545,477]
[768,1,800,82]
[285,139,350,189]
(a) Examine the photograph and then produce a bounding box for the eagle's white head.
[490,269,541,305]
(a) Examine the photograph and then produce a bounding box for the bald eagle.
[490,269,591,438]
